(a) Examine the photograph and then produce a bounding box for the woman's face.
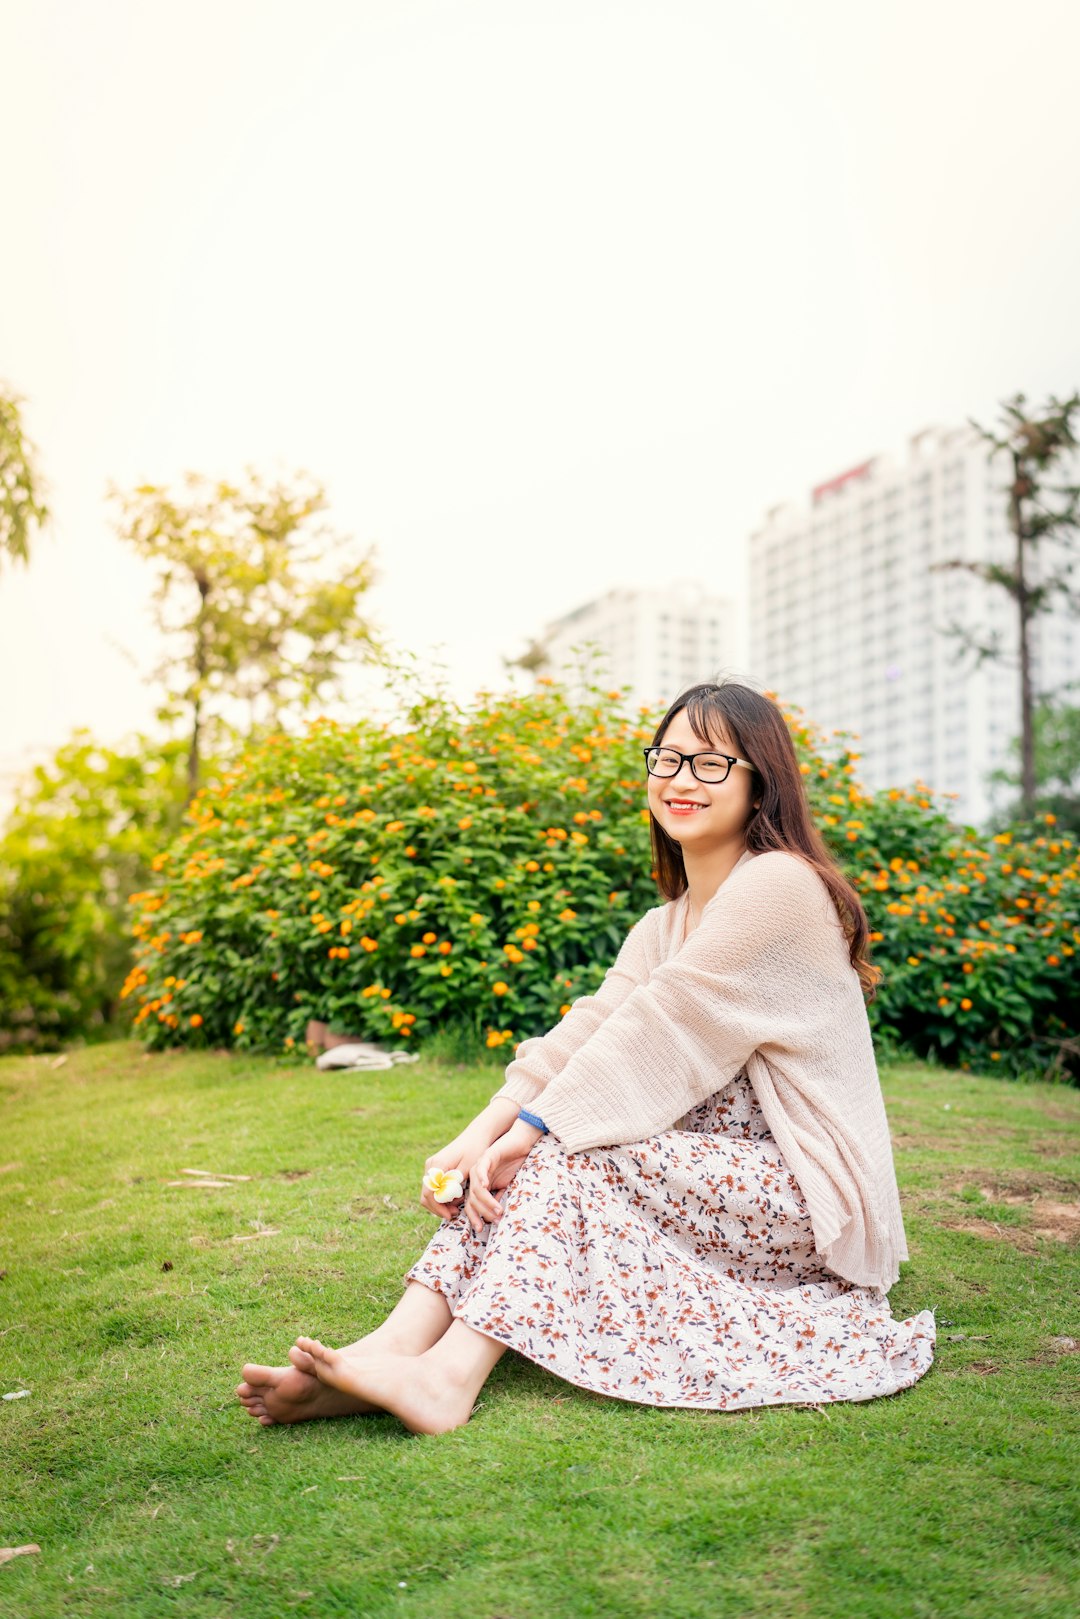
[647,708,757,849]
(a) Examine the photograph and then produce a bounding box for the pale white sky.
[3,0,1080,789]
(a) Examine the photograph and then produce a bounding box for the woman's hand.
[463,1120,544,1234]
[418,1099,530,1222]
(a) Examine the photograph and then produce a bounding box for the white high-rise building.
[748,423,1080,827]
[536,580,739,713]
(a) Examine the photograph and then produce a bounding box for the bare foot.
[236,1359,381,1425]
[295,1335,476,1436]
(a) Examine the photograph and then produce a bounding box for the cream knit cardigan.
[491,847,910,1292]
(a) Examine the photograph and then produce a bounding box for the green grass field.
[1,1041,1078,1619]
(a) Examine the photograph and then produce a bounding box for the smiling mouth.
[664,799,708,810]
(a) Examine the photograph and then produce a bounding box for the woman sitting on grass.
[237,679,936,1434]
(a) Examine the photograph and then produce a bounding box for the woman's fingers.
[420,1187,463,1220]
[469,1183,502,1222]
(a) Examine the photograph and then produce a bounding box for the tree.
[0,731,189,1051]
[986,695,1080,835]
[112,468,384,795]
[501,634,554,677]
[932,389,1080,817]
[0,385,49,571]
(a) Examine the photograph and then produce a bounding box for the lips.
[664,799,707,811]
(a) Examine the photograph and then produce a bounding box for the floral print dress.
[405,1068,936,1410]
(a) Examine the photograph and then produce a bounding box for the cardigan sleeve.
[489,908,658,1110]
[533,853,831,1153]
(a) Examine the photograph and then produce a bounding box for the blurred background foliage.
[1,670,1076,1082]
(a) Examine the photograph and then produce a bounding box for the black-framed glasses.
[642,746,755,784]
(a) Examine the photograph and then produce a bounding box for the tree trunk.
[186,573,211,801]
[1009,447,1037,817]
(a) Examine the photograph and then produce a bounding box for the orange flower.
[234,1021,245,1036]
[960,997,972,1011]
[458,816,473,830]
[422,932,437,944]
[189,1013,203,1028]
[492,981,509,996]
[558,908,577,922]
[411,944,427,958]
[438,941,452,954]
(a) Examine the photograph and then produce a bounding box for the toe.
[242,1362,274,1386]
[289,1346,317,1373]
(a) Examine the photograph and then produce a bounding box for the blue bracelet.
[518,1108,549,1134]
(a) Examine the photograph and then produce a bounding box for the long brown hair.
[648,680,883,1003]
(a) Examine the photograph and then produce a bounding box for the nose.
[668,757,701,791]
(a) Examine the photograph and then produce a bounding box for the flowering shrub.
[124,681,1078,1083]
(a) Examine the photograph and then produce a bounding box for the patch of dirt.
[933,1169,1080,1247]
[347,1194,401,1219]
[1025,1335,1079,1367]
[1031,1139,1079,1159]
[278,1169,312,1181]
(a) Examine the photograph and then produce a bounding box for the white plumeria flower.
[423,1166,465,1203]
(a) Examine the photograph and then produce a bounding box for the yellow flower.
[558,908,577,922]
[234,1021,245,1036]
[527,900,541,912]
[423,1167,465,1203]
[524,860,540,873]
[492,981,509,996]
[469,912,484,925]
